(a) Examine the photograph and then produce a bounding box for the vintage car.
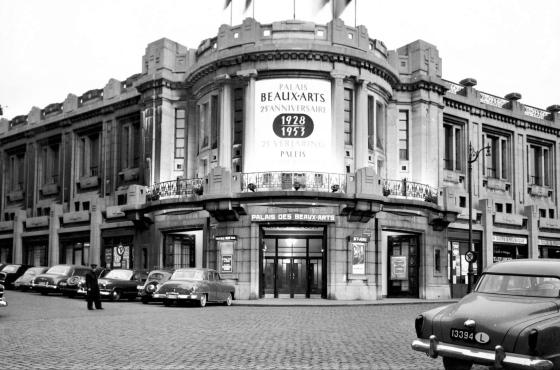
[60,266,110,297]
[152,268,235,307]
[0,283,6,307]
[98,269,147,301]
[0,264,32,289]
[32,264,91,295]
[13,266,49,291]
[138,269,173,304]
[412,259,560,370]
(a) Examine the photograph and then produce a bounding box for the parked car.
[98,269,147,301]
[0,264,32,289]
[153,268,235,307]
[0,284,6,307]
[32,265,91,295]
[60,266,110,298]
[13,266,49,291]
[138,269,173,304]
[412,259,560,370]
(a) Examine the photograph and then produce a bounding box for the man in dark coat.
[85,268,102,310]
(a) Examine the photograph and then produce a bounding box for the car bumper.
[412,336,554,370]
[152,292,200,301]
[32,283,59,291]
[0,298,7,307]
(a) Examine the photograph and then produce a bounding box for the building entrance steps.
[232,298,459,307]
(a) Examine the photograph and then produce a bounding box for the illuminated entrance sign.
[250,214,335,222]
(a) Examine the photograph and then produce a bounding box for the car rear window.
[476,274,560,297]
[2,265,19,273]
[46,265,70,275]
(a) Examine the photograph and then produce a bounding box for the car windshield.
[148,272,169,281]
[25,268,44,276]
[476,274,560,297]
[2,265,19,273]
[104,270,133,280]
[171,270,203,281]
[46,265,70,275]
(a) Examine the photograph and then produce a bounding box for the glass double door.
[262,230,325,298]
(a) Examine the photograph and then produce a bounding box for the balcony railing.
[382,178,438,204]
[242,171,347,193]
[147,178,204,201]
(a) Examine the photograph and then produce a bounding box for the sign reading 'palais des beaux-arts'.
[249,78,332,173]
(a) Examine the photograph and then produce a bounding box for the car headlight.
[146,283,157,293]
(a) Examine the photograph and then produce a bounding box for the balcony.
[241,171,347,193]
[382,178,438,204]
[147,178,204,201]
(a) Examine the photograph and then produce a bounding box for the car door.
[207,271,218,302]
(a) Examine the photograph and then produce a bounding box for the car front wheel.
[224,293,232,306]
[198,294,207,307]
[442,357,472,370]
[110,290,121,301]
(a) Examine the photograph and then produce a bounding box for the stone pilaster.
[49,204,63,265]
[355,78,368,170]
[13,210,26,264]
[238,69,257,172]
[89,201,102,267]
[331,71,346,173]
[217,74,232,170]
[479,199,494,268]
[525,205,539,258]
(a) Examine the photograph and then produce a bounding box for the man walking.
[85,268,102,310]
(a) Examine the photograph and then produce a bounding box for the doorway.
[261,226,326,298]
[387,234,419,298]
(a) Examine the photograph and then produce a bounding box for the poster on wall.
[251,78,332,173]
[390,256,408,280]
[352,243,365,274]
[221,255,232,273]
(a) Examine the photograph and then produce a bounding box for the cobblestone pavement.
[0,290,489,370]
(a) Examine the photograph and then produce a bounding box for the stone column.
[13,210,26,264]
[238,69,257,172]
[49,204,63,265]
[355,78,368,170]
[331,71,346,173]
[479,199,494,268]
[89,201,102,267]
[217,74,232,170]
[525,205,539,258]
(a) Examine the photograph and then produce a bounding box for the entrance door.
[277,258,307,298]
[261,227,326,298]
[387,235,419,298]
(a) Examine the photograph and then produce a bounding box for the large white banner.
[251,78,332,173]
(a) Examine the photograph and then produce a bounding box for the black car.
[0,264,32,289]
[32,264,91,295]
[138,269,173,304]
[98,269,148,301]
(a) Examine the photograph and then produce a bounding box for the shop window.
[482,131,510,180]
[174,109,185,159]
[164,234,195,269]
[444,120,463,171]
[343,88,353,145]
[527,141,553,187]
[398,110,409,161]
[103,238,133,269]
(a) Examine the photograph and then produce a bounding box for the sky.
[0,0,559,120]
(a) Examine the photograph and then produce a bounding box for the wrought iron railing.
[147,178,204,201]
[382,178,438,204]
[242,171,347,193]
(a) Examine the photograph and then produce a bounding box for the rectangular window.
[444,122,463,171]
[199,102,209,149]
[528,142,553,186]
[8,153,25,191]
[211,95,219,149]
[119,115,140,170]
[367,96,374,150]
[398,110,409,161]
[175,109,185,158]
[233,88,244,145]
[343,88,353,145]
[483,132,509,180]
[375,102,385,150]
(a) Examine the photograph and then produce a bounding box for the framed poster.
[352,242,365,274]
[390,256,408,280]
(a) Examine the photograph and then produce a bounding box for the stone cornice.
[185,49,399,88]
[395,79,448,95]
[444,97,560,136]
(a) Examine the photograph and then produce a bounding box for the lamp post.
[467,142,490,293]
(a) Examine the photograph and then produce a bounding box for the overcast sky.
[0,0,558,120]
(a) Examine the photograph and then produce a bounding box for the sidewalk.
[232,298,459,307]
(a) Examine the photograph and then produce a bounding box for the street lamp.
[467,142,490,293]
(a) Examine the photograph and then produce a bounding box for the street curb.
[231,299,459,307]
